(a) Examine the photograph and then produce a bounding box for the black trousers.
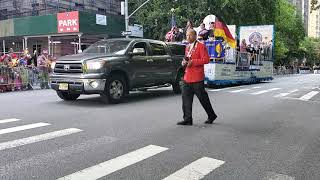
[182,81,216,122]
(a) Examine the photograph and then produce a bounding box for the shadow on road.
[52,89,178,107]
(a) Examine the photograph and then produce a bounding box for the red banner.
[57,11,79,33]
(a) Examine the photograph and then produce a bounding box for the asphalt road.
[0,74,320,180]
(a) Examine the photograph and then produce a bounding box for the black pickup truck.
[50,38,185,103]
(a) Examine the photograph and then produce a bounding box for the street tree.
[311,0,320,11]
[274,0,305,66]
[129,0,274,40]
[299,38,320,66]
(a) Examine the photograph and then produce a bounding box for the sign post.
[121,31,132,36]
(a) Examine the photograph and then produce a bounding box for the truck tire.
[57,91,80,101]
[101,74,127,104]
[172,71,184,94]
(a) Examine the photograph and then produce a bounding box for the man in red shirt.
[177,29,217,126]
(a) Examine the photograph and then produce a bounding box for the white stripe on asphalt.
[163,157,225,180]
[57,145,168,180]
[0,136,118,177]
[230,89,250,93]
[251,88,281,95]
[251,86,262,89]
[0,123,50,135]
[230,86,262,93]
[208,86,246,92]
[0,118,21,124]
[299,91,319,101]
[274,89,299,98]
[263,172,295,180]
[0,128,82,151]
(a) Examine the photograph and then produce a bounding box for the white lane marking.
[251,86,262,89]
[230,89,250,93]
[0,136,118,176]
[0,118,21,124]
[274,89,299,98]
[208,86,246,92]
[57,145,168,180]
[251,88,281,95]
[299,91,319,101]
[163,157,225,180]
[263,172,295,180]
[0,123,50,135]
[0,128,82,151]
[230,86,261,93]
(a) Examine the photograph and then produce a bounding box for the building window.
[98,8,106,14]
[31,3,39,7]
[0,9,8,20]
[75,3,85,10]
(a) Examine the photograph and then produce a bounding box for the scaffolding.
[0,0,121,20]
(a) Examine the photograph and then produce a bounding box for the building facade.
[0,0,124,58]
[0,0,121,20]
[288,0,320,38]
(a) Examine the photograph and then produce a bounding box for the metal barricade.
[0,65,49,93]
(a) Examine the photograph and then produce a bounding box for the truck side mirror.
[130,48,145,56]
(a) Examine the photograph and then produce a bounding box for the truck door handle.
[167,59,173,62]
[147,59,154,62]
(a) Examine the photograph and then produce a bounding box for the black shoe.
[205,115,217,124]
[177,121,193,126]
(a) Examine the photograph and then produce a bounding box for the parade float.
[201,15,274,86]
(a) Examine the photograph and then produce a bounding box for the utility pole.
[124,0,151,38]
[125,0,129,38]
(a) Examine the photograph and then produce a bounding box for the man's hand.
[187,60,193,67]
[182,59,188,66]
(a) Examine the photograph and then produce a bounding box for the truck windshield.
[83,40,130,55]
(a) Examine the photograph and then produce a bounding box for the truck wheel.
[172,71,184,94]
[101,74,127,104]
[57,91,80,101]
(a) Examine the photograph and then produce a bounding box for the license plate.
[59,83,69,90]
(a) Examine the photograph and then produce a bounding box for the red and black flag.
[214,16,236,48]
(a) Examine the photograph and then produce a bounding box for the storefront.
[0,11,125,58]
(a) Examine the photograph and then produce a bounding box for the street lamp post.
[171,8,175,27]
[124,0,152,38]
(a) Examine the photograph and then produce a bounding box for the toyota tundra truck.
[50,38,185,103]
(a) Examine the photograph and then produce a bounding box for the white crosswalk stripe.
[208,86,246,92]
[0,123,50,135]
[0,118,296,180]
[251,86,262,89]
[0,118,21,124]
[0,128,82,151]
[251,88,281,95]
[274,89,299,98]
[229,86,261,93]
[298,91,319,101]
[230,89,251,93]
[57,145,168,180]
[263,172,295,180]
[163,157,225,180]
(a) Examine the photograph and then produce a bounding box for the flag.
[214,17,236,48]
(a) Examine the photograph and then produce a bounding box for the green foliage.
[274,0,305,65]
[129,0,275,40]
[311,0,320,11]
[299,37,320,65]
[129,0,310,66]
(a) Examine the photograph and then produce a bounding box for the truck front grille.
[54,63,83,73]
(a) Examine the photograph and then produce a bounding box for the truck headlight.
[84,60,105,71]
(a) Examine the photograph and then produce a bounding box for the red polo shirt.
[184,41,210,83]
